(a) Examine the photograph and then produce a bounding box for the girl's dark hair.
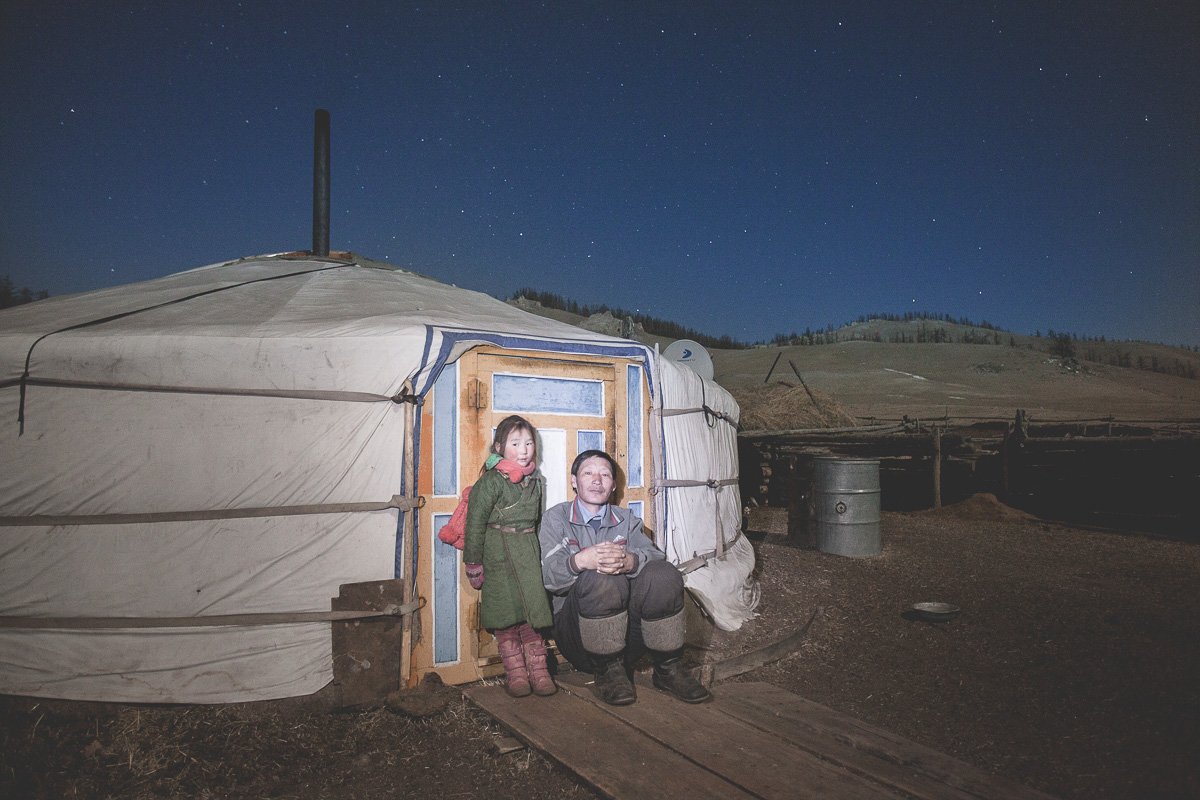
[571,449,616,476]
[491,415,537,456]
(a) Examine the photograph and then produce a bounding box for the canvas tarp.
[652,356,758,630]
[0,254,755,702]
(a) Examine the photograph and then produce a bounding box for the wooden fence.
[740,411,1200,539]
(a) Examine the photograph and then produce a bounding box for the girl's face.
[500,427,536,467]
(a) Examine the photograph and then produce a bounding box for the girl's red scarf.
[492,456,537,483]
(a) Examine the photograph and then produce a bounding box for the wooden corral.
[741,411,1200,539]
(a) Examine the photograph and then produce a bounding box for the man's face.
[571,455,615,508]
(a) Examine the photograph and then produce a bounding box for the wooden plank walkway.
[464,672,1058,800]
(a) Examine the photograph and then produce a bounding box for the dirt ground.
[724,500,1200,800]
[3,498,1198,800]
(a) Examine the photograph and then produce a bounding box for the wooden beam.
[700,606,821,685]
[932,426,942,509]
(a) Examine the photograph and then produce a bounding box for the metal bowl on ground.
[911,602,961,621]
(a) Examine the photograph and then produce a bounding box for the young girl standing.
[462,415,556,697]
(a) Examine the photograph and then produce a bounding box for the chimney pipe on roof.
[312,109,331,257]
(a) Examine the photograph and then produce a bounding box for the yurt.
[0,253,757,703]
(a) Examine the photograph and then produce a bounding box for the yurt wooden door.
[413,345,652,685]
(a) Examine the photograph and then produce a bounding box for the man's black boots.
[641,609,712,703]
[592,656,636,706]
[579,611,635,705]
[651,653,711,704]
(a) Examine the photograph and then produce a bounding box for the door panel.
[537,428,569,508]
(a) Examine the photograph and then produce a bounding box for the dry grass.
[731,381,858,431]
[1,692,595,799]
[712,341,1200,421]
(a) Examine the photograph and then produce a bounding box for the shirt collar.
[574,497,609,525]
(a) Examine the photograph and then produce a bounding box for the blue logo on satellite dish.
[681,348,694,359]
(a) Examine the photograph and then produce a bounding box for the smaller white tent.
[0,254,755,703]
[651,356,758,628]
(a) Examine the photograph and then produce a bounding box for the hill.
[713,340,1200,421]
[509,302,1200,423]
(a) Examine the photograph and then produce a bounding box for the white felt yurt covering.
[0,254,756,703]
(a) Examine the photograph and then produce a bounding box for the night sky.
[1,2,1196,346]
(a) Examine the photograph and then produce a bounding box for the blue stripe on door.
[626,365,643,487]
[432,514,459,664]
[433,366,458,497]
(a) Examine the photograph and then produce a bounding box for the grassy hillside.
[508,301,1200,422]
[712,341,1200,421]
[810,318,1197,376]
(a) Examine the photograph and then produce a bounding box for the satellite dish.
[663,339,714,380]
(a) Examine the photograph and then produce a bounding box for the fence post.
[1001,424,1010,499]
[763,352,782,383]
[932,426,942,509]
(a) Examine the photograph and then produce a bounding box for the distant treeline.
[771,317,1198,381]
[0,275,49,309]
[1079,347,1198,379]
[509,288,748,350]
[772,327,1011,346]
[1037,327,1199,354]
[1040,329,1198,380]
[769,312,1009,347]
[857,311,1002,330]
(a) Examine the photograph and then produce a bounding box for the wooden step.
[470,672,894,799]
[464,673,1057,800]
[465,676,754,799]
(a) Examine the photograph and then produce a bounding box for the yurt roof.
[1,253,652,401]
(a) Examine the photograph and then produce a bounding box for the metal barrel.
[812,457,881,557]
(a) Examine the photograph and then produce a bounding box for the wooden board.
[555,672,905,800]
[464,676,1059,800]
[715,683,1059,800]
[465,680,755,800]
